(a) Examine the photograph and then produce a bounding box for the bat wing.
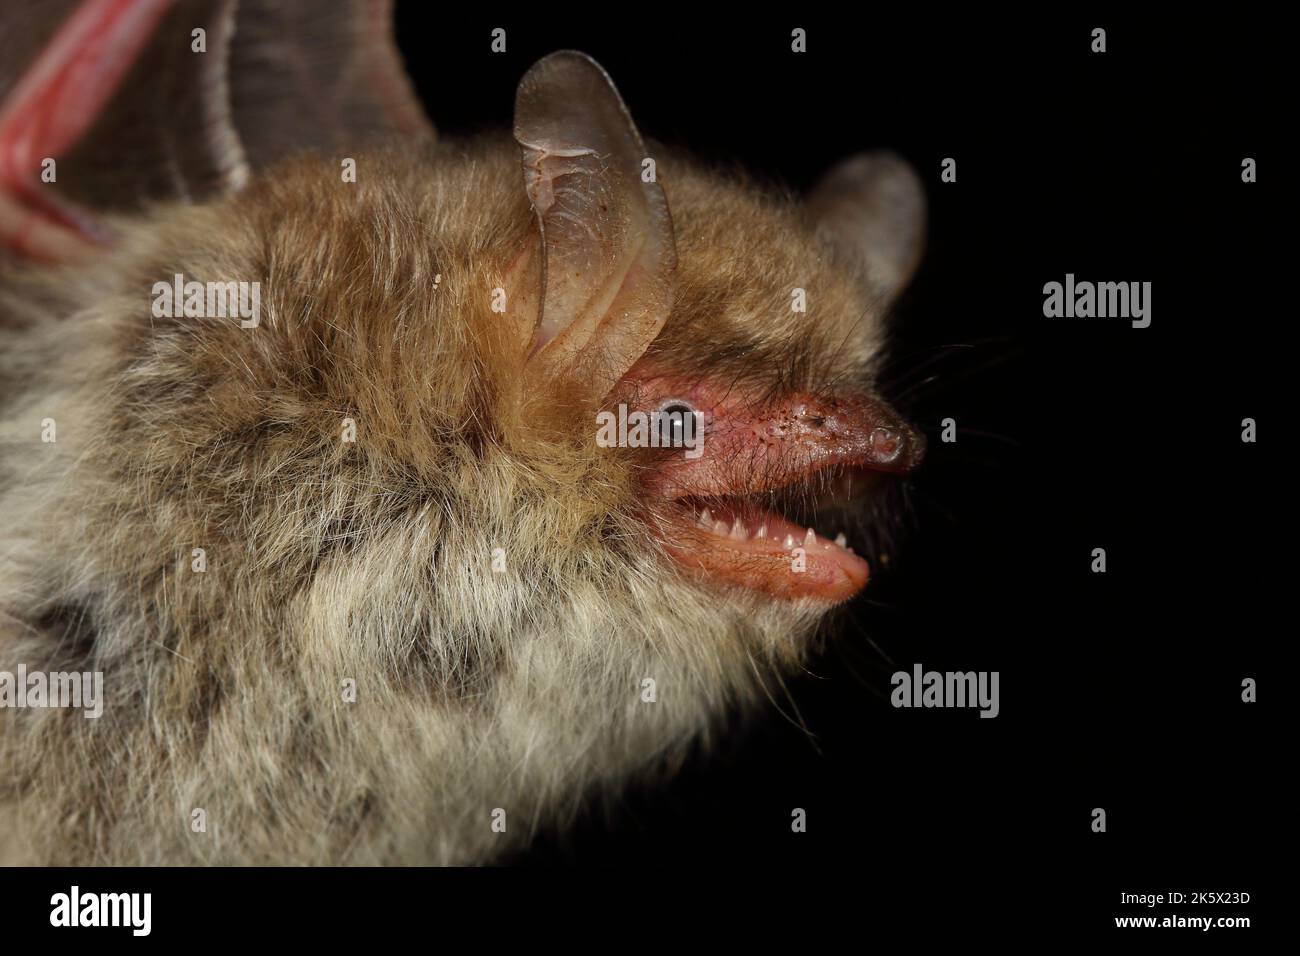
[0,0,431,261]
[226,0,432,170]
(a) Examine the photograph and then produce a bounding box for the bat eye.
[656,400,699,447]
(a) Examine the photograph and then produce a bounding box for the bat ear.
[806,151,926,309]
[0,0,430,262]
[224,0,432,168]
[513,51,677,405]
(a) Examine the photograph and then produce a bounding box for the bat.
[0,0,927,864]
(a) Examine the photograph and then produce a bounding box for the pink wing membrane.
[0,0,431,262]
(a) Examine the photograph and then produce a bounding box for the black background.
[389,4,1279,916]
[2,5,1280,940]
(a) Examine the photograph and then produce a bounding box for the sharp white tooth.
[783,534,795,549]
[713,520,729,536]
[756,524,768,539]
[730,519,747,540]
[805,528,816,547]
[699,508,712,526]
[834,533,847,548]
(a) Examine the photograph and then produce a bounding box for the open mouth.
[632,382,925,603]
[661,466,881,601]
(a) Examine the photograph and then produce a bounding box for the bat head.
[5,30,928,664]
[503,52,928,607]
[0,12,929,864]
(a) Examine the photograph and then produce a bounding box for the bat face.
[87,134,923,619]
[0,8,928,865]
[611,169,926,602]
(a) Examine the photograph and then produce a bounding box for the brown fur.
[0,138,888,864]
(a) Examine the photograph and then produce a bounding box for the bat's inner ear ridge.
[806,151,927,310]
[513,50,678,405]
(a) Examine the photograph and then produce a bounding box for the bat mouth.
[613,372,924,603]
[651,462,897,603]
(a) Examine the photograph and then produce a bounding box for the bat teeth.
[756,524,768,539]
[783,534,795,549]
[805,528,816,547]
[834,532,848,548]
[697,508,712,529]
[713,520,729,537]
[729,519,747,540]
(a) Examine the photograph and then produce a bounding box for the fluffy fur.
[0,139,887,864]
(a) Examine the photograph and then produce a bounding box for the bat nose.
[792,392,925,475]
[863,399,926,474]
